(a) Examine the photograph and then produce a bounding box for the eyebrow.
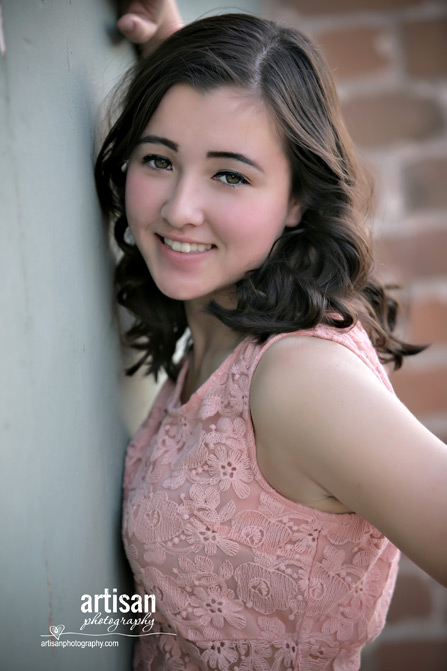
[136,135,179,151]
[207,151,263,173]
[136,135,263,173]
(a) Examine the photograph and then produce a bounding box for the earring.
[121,160,128,173]
[123,226,135,245]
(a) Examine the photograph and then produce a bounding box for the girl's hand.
[117,0,183,56]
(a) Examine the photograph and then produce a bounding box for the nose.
[160,175,205,229]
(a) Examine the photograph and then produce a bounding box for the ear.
[284,199,302,229]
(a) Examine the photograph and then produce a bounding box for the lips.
[162,237,214,254]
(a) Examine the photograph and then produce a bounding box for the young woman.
[95,2,447,669]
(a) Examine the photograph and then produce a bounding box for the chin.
[156,285,209,303]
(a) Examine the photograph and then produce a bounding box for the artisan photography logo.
[40,588,176,647]
[80,588,156,634]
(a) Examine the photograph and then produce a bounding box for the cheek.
[124,174,160,225]
[221,195,289,245]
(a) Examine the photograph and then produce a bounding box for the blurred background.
[267,2,447,670]
[0,0,445,670]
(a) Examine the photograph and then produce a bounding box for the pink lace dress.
[122,323,400,670]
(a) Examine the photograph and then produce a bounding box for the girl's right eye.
[142,155,172,171]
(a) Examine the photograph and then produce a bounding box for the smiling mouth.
[162,237,214,254]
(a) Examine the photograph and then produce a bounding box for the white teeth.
[163,238,213,253]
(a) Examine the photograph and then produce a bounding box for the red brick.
[375,230,447,281]
[390,364,447,416]
[376,640,447,671]
[404,157,447,211]
[280,0,430,16]
[387,573,432,622]
[408,298,447,343]
[402,18,447,79]
[342,92,443,147]
[317,25,393,80]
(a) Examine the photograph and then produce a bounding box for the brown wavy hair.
[95,13,424,380]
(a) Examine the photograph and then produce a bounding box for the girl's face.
[125,84,301,305]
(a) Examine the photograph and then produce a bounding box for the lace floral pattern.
[123,324,400,670]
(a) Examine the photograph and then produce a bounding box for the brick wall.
[268,1,447,669]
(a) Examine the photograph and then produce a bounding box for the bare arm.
[250,335,447,586]
[117,0,183,56]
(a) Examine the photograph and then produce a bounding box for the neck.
[184,295,242,365]
[179,291,245,405]
[180,298,243,404]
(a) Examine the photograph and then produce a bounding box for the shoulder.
[250,329,387,416]
[249,330,393,482]
[249,329,392,499]
[249,330,399,514]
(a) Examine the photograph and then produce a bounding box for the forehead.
[143,84,285,157]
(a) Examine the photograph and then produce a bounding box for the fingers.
[117,0,183,56]
[117,13,158,44]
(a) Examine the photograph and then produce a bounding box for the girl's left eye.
[142,155,172,170]
[214,171,248,187]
